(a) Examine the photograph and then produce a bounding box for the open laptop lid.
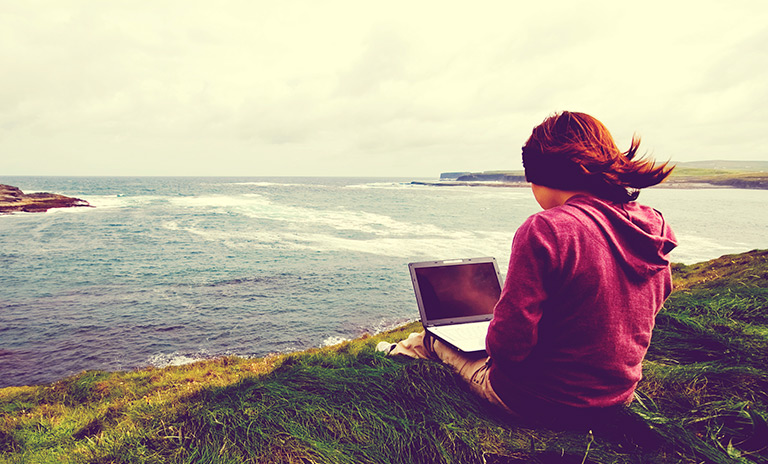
[408,257,503,327]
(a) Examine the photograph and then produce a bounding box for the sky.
[1,1,766,177]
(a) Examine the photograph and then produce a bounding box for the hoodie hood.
[562,195,677,278]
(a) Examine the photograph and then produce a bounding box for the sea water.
[1,176,766,387]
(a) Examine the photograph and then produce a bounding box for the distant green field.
[668,167,734,177]
[442,164,768,189]
[455,167,756,179]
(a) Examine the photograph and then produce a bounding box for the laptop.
[408,257,503,352]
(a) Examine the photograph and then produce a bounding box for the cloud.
[1,1,766,176]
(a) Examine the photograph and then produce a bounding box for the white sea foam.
[367,317,419,335]
[161,221,302,250]
[161,192,754,265]
[164,217,511,262]
[162,192,516,260]
[131,188,519,259]
[40,205,93,215]
[292,232,509,260]
[147,351,210,368]
[81,195,169,209]
[322,336,350,347]
[223,182,308,188]
[320,316,419,348]
[261,208,449,237]
[168,194,266,209]
[670,233,753,264]
[343,182,412,190]
[168,193,460,237]
[166,214,743,267]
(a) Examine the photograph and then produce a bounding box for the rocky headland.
[0,184,91,214]
[423,161,768,189]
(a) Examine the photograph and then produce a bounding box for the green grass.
[665,169,768,189]
[2,250,768,463]
[668,167,737,177]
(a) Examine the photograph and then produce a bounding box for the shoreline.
[1,250,766,463]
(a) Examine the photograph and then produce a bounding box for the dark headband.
[522,144,591,191]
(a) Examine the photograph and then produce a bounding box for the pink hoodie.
[486,194,677,409]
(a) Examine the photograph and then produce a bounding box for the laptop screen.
[411,258,502,322]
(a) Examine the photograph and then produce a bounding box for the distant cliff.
[0,184,91,213]
[429,171,526,186]
[455,173,525,183]
[435,162,768,190]
[439,170,524,182]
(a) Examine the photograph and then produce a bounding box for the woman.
[382,111,677,424]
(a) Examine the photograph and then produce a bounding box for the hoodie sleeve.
[486,214,560,368]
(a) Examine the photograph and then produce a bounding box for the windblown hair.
[522,111,674,203]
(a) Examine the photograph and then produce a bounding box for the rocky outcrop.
[699,175,768,190]
[660,174,768,190]
[0,184,91,214]
[419,171,527,187]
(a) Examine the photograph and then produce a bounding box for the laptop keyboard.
[429,321,490,351]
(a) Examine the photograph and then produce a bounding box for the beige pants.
[391,331,516,416]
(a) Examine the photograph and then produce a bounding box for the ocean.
[1,176,766,388]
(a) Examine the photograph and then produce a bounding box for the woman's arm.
[486,215,560,368]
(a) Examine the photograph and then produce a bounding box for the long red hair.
[522,111,674,202]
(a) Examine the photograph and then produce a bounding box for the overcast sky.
[1,1,766,177]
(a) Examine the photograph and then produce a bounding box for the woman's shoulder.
[519,206,587,241]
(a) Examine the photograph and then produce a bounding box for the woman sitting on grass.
[381,111,678,425]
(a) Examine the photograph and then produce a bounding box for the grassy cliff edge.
[2,250,767,463]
